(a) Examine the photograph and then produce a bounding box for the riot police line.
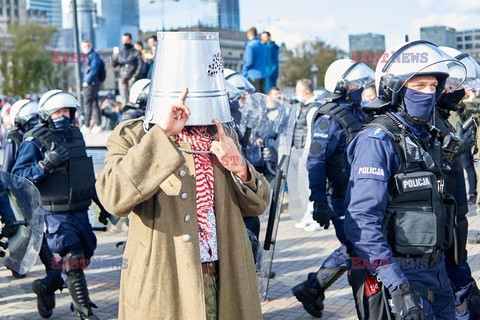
[2,33,480,320]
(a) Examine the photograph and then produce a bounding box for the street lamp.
[311,64,318,89]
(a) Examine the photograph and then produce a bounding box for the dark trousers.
[250,78,266,94]
[461,152,477,196]
[83,82,101,127]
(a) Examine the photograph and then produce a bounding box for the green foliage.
[280,40,344,88]
[0,21,58,96]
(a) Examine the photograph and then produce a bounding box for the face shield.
[380,42,466,97]
[455,53,480,91]
[344,63,375,90]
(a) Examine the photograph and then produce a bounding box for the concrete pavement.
[1,203,480,319]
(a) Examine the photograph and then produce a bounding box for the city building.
[349,32,385,53]
[95,0,139,49]
[0,0,28,34]
[199,0,239,31]
[456,29,480,62]
[420,26,457,47]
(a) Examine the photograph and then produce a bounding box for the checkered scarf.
[175,126,214,245]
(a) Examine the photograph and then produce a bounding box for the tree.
[280,39,345,88]
[0,22,57,96]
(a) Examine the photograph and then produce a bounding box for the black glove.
[1,216,19,239]
[390,283,426,320]
[442,122,475,164]
[312,201,336,229]
[39,142,69,173]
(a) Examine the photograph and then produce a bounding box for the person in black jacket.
[112,33,143,106]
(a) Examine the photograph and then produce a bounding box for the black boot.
[292,281,324,318]
[65,251,99,320]
[32,271,64,318]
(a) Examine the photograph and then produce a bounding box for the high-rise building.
[456,29,480,63]
[349,33,385,53]
[0,0,28,34]
[199,0,239,31]
[26,0,62,30]
[420,26,457,47]
[95,0,139,49]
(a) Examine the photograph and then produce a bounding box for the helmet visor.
[344,63,375,89]
[458,54,480,91]
[385,59,466,94]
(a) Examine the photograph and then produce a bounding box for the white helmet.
[439,46,480,91]
[38,90,80,122]
[324,59,375,98]
[374,40,466,106]
[224,68,255,94]
[128,79,151,107]
[9,99,38,127]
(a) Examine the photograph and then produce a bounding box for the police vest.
[435,112,468,265]
[25,126,96,212]
[312,102,364,144]
[366,114,454,258]
[293,101,321,149]
[7,128,23,147]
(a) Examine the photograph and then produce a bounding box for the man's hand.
[312,201,336,229]
[210,119,250,182]
[1,217,19,239]
[157,87,191,137]
[39,142,69,173]
[390,283,426,320]
[82,82,89,88]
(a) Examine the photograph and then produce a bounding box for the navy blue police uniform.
[345,111,455,319]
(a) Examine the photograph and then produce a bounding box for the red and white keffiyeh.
[175,126,215,246]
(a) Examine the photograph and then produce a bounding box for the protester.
[81,39,102,134]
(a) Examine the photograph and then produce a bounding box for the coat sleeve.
[242,42,253,78]
[11,139,48,184]
[95,122,185,217]
[344,129,408,292]
[227,126,270,216]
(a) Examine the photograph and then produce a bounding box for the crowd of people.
[1,29,480,320]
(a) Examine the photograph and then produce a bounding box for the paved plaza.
[1,203,480,319]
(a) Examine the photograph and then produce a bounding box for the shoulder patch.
[368,127,386,139]
[318,118,330,130]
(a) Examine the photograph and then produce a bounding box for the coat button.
[179,170,186,178]
[181,193,187,200]
[182,234,191,242]
[184,214,191,222]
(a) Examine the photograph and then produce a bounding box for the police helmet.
[38,90,80,122]
[439,46,480,91]
[9,99,38,128]
[128,79,151,109]
[224,68,255,94]
[323,59,375,99]
[374,40,466,108]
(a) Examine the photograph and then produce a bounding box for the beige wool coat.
[95,119,270,320]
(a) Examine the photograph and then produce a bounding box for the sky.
[138,0,480,52]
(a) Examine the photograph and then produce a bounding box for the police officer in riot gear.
[2,99,44,279]
[121,78,150,122]
[12,90,99,320]
[436,46,480,320]
[346,41,467,319]
[291,59,375,318]
[3,100,39,173]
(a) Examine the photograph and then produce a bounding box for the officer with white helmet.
[436,46,480,320]
[292,59,374,318]
[346,41,467,319]
[3,99,39,173]
[12,90,100,319]
[121,78,150,122]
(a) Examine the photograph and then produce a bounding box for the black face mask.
[436,89,466,111]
